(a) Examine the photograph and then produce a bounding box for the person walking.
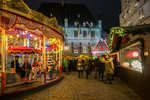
[85,58,90,79]
[63,58,69,75]
[104,55,114,84]
[95,58,100,79]
[98,56,105,81]
[77,58,84,78]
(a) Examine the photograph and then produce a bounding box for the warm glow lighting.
[23,32,25,34]
[122,62,130,67]
[133,52,139,57]
[34,38,37,40]
[50,41,51,43]
[30,34,32,36]
[10,36,12,38]
[47,42,49,43]
[40,40,41,42]
[131,60,142,70]
[17,35,19,37]
[25,30,27,33]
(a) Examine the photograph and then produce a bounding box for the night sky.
[23,0,121,32]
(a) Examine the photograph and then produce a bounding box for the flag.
[77,21,81,36]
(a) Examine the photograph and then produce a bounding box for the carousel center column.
[43,36,46,83]
[1,24,6,93]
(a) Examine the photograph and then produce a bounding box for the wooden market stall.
[0,0,64,96]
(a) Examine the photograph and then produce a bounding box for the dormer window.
[83,22,86,26]
[74,22,77,26]
[90,22,93,27]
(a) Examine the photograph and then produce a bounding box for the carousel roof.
[7,47,42,54]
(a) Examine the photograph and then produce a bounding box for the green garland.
[108,27,126,50]
[108,26,150,50]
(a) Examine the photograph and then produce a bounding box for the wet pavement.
[0,72,142,100]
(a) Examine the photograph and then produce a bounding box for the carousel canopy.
[7,47,42,54]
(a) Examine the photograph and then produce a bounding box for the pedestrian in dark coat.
[98,56,105,81]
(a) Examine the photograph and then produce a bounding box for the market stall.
[0,0,64,95]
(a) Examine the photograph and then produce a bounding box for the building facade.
[38,3,107,57]
[120,0,150,27]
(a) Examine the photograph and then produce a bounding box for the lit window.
[83,46,87,53]
[139,8,144,19]
[74,45,78,53]
[74,22,77,26]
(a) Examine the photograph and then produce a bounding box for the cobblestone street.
[1,72,141,100]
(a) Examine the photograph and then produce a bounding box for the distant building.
[38,3,109,57]
[120,0,150,27]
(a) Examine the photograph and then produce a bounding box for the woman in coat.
[77,58,83,78]
[104,55,114,84]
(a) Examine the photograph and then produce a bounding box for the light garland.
[131,60,142,70]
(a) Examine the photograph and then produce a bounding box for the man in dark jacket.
[21,60,31,78]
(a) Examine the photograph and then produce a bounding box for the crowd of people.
[63,54,119,84]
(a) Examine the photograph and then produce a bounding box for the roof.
[92,39,110,56]
[37,3,97,27]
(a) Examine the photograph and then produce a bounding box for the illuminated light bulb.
[17,35,19,37]
[40,40,41,42]
[55,42,57,43]
[23,32,25,34]
[50,41,51,43]
[10,35,12,38]
[133,52,139,57]
[25,30,27,33]
[122,62,130,67]
[47,42,49,43]
[30,34,32,36]
[34,38,37,40]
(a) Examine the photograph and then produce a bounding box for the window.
[91,31,95,38]
[135,0,140,6]
[139,8,144,19]
[74,45,78,53]
[74,30,78,38]
[83,31,87,38]
[83,46,87,53]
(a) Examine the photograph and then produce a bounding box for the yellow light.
[50,41,51,43]
[30,34,32,36]
[47,42,49,43]
[10,36,12,38]
[40,40,41,42]
[25,30,27,33]
[34,38,37,40]
[23,32,25,34]
[17,35,19,37]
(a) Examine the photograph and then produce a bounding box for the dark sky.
[23,0,121,32]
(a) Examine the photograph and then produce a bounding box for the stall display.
[119,42,143,73]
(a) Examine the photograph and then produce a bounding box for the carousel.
[0,0,64,95]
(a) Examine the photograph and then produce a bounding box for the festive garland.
[108,26,150,50]
[108,27,126,50]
